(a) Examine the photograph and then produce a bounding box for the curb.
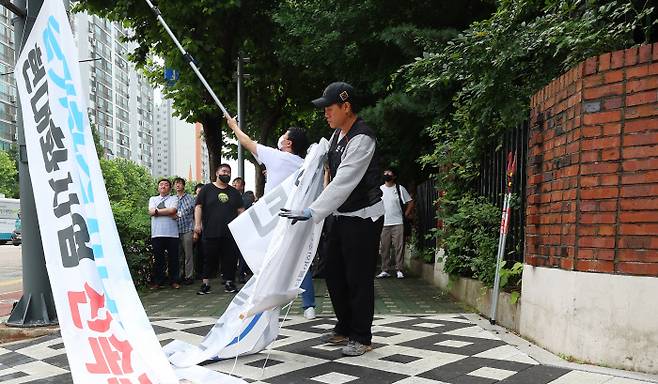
[0,321,60,345]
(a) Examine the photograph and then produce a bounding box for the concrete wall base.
[520,265,658,375]
[405,247,521,331]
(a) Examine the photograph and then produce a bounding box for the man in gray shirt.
[149,178,180,289]
[280,82,384,356]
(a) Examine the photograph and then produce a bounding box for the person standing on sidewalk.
[232,176,253,283]
[280,82,384,356]
[376,168,413,279]
[195,164,245,295]
[193,183,205,280]
[148,178,180,289]
[174,177,196,285]
[224,115,317,319]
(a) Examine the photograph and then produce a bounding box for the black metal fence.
[415,178,438,251]
[476,122,529,263]
[413,122,528,264]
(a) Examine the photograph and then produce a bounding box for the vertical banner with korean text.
[14,2,178,383]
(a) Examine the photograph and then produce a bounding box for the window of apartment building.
[0,43,14,63]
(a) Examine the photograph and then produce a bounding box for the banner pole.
[143,0,230,117]
[5,0,58,327]
[489,151,517,325]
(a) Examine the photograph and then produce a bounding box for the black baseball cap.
[311,82,355,108]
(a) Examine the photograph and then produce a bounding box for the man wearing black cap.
[280,82,384,356]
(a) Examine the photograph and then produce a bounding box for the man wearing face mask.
[194,164,245,295]
[376,168,413,279]
[225,116,309,194]
[225,116,317,319]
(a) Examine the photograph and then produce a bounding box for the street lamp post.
[4,0,58,327]
[236,54,249,179]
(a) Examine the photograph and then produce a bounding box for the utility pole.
[4,0,59,327]
[236,54,245,179]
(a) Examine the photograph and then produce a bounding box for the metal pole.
[489,151,516,325]
[489,194,509,325]
[143,0,230,117]
[236,54,244,179]
[6,0,58,327]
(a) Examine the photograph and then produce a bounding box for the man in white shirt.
[225,115,317,319]
[148,178,180,289]
[376,168,413,279]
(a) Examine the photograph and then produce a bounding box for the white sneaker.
[303,307,316,320]
[376,271,390,279]
[396,271,404,279]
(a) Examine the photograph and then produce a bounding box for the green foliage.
[111,199,153,288]
[0,149,18,198]
[401,0,655,288]
[75,0,291,177]
[100,158,156,287]
[76,0,495,187]
[440,193,500,287]
[273,0,496,184]
[404,0,655,188]
[90,123,104,160]
[499,260,524,290]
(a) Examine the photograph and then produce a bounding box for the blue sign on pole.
[164,68,180,86]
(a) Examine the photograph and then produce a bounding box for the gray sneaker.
[341,340,373,356]
[320,331,348,345]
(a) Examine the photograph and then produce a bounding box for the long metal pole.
[236,54,244,179]
[6,0,58,327]
[489,194,510,325]
[143,0,230,117]
[489,151,516,325]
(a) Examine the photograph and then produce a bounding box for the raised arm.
[225,115,257,155]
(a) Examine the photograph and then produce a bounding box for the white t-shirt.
[380,184,412,226]
[149,195,179,238]
[255,144,304,193]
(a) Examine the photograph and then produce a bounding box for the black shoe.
[224,281,238,293]
[182,278,194,285]
[197,283,211,295]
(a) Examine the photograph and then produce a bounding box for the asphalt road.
[0,244,22,316]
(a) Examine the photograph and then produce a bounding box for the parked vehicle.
[11,214,21,246]
[0,198,20,245]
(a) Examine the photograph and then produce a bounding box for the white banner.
[13,3,242,383]
[165,139,329,366]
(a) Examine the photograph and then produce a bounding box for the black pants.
[202,237,238,282]
[325,215,384,345]
[194,239,204,280]
[152,236,180,285]
[237,250,252,277]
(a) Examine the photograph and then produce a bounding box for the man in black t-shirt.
[194,164,245,294]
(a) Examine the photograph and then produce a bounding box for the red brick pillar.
[527,43,658,276]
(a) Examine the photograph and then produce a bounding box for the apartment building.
[0,7,16,151]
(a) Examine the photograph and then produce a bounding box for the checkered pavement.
[0,314,654,384]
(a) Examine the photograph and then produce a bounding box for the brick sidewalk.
[2,277,657,384]
[139,276,463,318]
[0,291,21,317]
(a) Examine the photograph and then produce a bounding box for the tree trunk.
[199,114,223,181]
[254,102,284,197]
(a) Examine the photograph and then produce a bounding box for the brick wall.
[527,43,658,276]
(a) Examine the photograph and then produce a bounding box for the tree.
[0,150,18,198]
[75,0,497,190]
[75,0,300,187]
[272,0,496,187]
[401,0,656,192]
[397,0,656,279]
[100,157,155,286]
